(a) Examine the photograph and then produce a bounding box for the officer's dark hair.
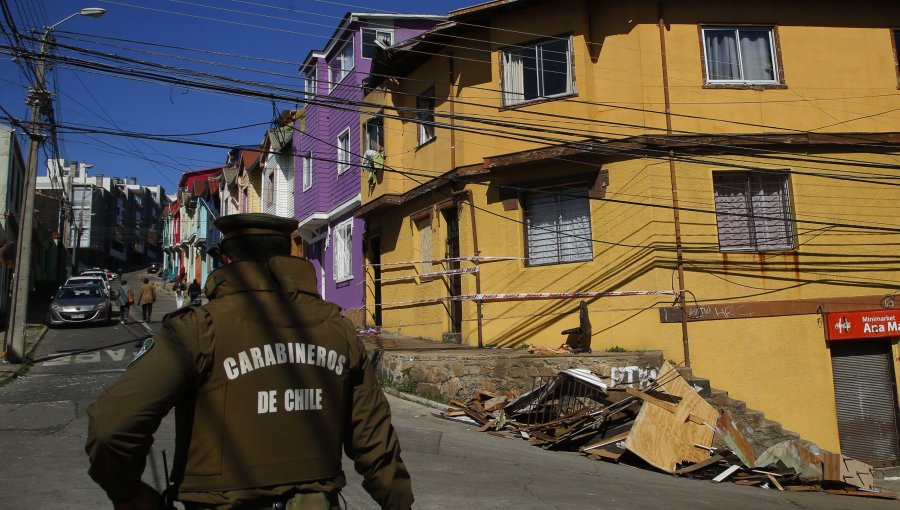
[220,234,291,262]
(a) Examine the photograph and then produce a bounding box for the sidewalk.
[0,324,48,386]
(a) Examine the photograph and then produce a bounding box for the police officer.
[85,213,413,510]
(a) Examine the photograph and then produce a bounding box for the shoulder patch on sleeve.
[129,337,154,367]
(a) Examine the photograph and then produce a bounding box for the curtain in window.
[525,188,592,265]
[749,174,792,249]
[503,51,525,104]
[416,93,435,143]
[714,172,793,251]
[738,30,775,81]
[713,173,751,250]
[333,223,352,281]
[704,29,741,81]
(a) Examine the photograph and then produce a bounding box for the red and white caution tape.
[366,255,525,267]
[366,266,479,284]
[356,289,680,309]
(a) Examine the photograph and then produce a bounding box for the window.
[305,67,316,96]
[713,171,794,252]
[416,88,435,146]
[337,129,351,174]
[524,187,592,266]
[894,29,900,86]
[702,27,779,84]
[332,219,353,282]
[502,37,573,106]
[363,117,384,153]
[362,28,393,59]
[302,153,312,191]
[330,42,354,89]
[266,171,275,205]
[416,217,432,275]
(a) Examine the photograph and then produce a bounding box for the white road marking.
[41,355,71,366]
[75,352,101,363]
[105,349,126,361]
[40,349,135,366]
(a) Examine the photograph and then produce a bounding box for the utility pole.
[3,8,106,363]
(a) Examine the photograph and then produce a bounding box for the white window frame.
[332,219,353,282]
[363,116,384,153]
[265,168,275,206]
[305,67,317,96]
[337,128,351,175]
[501,36,574,107]
[712,171,795,252]
[330,41,354,91]
[416,88,435,146]
[302,152,312,191]
[524,187,593,266]
[361,28,394,59]
[701,26,780,85]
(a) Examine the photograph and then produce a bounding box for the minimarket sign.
[825,309,900,340]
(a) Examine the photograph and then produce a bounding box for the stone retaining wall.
[373,349,664,401]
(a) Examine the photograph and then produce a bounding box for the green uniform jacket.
[85,256,413,509]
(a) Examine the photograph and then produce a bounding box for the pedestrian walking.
[187,278,201,305]
[137,277,156,323]
[161,268,170,290]
[86,213,412,510]
[117,279,133,325]
[172,277,186,308]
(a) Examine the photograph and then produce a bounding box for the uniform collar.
[204,256,319,300]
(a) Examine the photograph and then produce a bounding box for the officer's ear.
[220,253,234,265]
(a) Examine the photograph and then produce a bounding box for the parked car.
[105,269,118,281]
[48,284,112,326]
[65,275,109,292]
[148,263,160,274]
[67,274,110,294]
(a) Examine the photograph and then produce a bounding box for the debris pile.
[446,362,895,499]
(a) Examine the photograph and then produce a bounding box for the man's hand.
[113,482,165,510]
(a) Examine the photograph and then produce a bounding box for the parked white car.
[65,275,110,294]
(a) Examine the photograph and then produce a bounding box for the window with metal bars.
[713,171,794,252]
[524,187,593,266]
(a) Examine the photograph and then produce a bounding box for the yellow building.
[356,0,900,464]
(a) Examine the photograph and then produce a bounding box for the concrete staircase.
[676,367,804,454]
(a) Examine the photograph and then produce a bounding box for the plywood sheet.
[821,451,874,490]
[623,361,719,472]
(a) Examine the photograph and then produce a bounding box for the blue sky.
[0,0,470,193]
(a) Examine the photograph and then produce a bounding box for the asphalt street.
[0,270,896,509]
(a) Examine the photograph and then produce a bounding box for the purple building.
[296,13,444,326]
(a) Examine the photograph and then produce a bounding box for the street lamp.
[4,7,107,363]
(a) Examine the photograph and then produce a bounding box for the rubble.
[444,361,895,500]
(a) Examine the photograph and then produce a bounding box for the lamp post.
[4,7,106,363]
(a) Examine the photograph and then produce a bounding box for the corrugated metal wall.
[831,340,900,466]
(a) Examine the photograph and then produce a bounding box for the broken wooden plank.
[581,432,630,452]
[589,448,623,462]
[766,474,785,491]
[674,454,725,475]
[624,386,707,425]
[478,420,496,432]
[712,465,741,483]
[623,361,719,473]
[825,489,897,499]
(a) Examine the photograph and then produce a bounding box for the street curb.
[382,386,450,412]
